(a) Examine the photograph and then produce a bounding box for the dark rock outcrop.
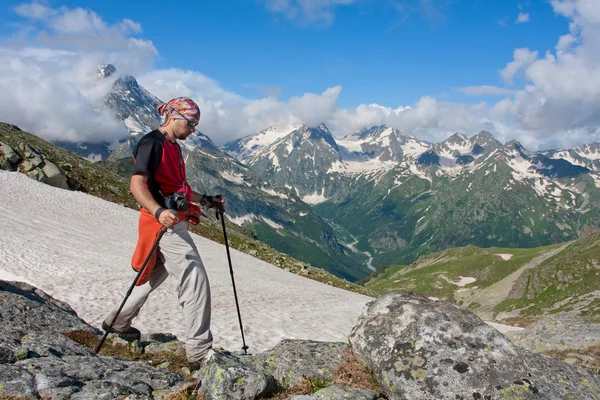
[0,141,71,189]
[0,280,185,399]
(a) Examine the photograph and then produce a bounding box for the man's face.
[173,118,195,140]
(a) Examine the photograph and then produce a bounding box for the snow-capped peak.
[224,124,302,164]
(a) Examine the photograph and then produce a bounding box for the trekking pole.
[216,203,249,355]
[94,226,167,354]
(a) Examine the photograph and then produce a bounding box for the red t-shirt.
[132,129,192,207]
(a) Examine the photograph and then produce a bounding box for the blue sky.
[0,0,598,150]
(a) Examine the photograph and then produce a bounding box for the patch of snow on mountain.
[337,160,395,174]
[336,135,364,152]
[285,138,294,155]
[402,140,430,158]
[506,151,538,183]
[575,144,600,160]
[590,174,600,188]
[548,150,587,167]
[408,163,432,183]
[123,116,147,134]
[267,151,281,171]
[227,213,257,226]
[260,216,283,229]
[327,161,345,173]
[237,125,300,162]
[219,171,245,185]
[302,190,328,205]
[260,187,290,200]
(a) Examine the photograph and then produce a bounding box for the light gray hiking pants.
[104,221,212,363]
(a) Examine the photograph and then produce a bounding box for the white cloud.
[499,48,539,85]
[460,86,515,96]
[494,0,600,143]
[262,0,355,26]
[0,2,157,143]
[516,12,530,23]
[13,1,54,20]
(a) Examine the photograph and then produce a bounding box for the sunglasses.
[171,109,198,129]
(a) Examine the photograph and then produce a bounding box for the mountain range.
[50,64,600,281]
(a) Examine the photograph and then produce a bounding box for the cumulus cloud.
[499,48,538,85]
[516,12,530,23]
[493,0,600,146]
[0,2,157,143]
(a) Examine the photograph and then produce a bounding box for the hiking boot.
[101,321,141,342]
[189,349,215,371]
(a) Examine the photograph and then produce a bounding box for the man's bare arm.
[130,173,178,227]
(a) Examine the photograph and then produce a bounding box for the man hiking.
[102,96,224,370]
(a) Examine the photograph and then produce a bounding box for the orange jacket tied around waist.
[131,204,201,286]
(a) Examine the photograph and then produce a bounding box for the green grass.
[494,232,600,317]
[363,243,561,299]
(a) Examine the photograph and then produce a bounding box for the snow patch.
[441,275,477,287]
[260,187,289,200]
[302,190,328,205]
[219,171,245,185]
[227,213,257,226]
[495,253,513,260]
[260,216,284,229]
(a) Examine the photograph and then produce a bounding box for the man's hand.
[157,209,179,228]
[212,195,226,213]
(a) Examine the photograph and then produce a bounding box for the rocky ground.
[1,279,599,400]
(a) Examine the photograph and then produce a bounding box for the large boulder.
[349,293,600,400]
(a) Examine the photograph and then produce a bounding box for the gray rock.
[349,293,600,400]
[0,364,37,398]
[41,159,69,189]
[252,339,348,389]
[311,384,382,399]
[34,372,84,399]
[17,332,96,359]
[198,349,276,400]
[285,384,384,400]
[0,141,21,170]
[506,312,600,353]
[0,280,98,337]
[19,144,45,172]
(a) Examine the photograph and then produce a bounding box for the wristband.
[155,207,166,220]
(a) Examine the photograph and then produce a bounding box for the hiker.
[102,96,224,370]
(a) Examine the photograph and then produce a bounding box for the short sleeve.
[132,135,161,175]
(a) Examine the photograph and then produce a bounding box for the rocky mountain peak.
[503,139,526,154]
[97,63,116,78]
[297,124,339,152]
[445,132,469,145]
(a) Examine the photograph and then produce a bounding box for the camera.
[164,192,190,211]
